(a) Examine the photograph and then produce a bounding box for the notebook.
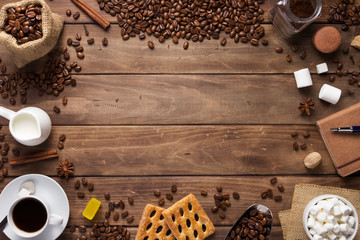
[316,102,360,177]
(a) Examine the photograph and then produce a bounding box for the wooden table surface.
[1,0,360,239]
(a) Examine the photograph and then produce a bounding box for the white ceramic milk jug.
[0,106,52,146]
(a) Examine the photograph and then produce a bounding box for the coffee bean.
[261,39,268,46]
[232,191,240,199]
[261,191,268,199]
[225,200,231,207]
[293,142,299,151]
[9,98,15,105]
[343,69,349,76]
[341,25,349,31]
[337,62,343,70]
[73,11,80,20]
[221,37,227,46]
[148,41,154,49]
[291,44,298,52]
[57,141,64,150]
[267,189,273,198]
[270,177,277,184]
[278,184,285,192]
[66,9,72,17]
[214,193,223,201]
[77,192,85,198]
[104,193,110,200]
[250,38,258,46]
[75,33,82,41]
[274,195,282,202]
[219,210,226,219]
[286,53,292,62]
[291,132,298,137]
[0,176,4,182]
[2,167,8,176]
[303,131,310,138]
[329,75,336,82]
[171,184,177,193]
[81,177,88,186]
[127,216,134,223]
[75,66,82,72]
[119,200,125,209]
[69,225,76,232]
[211,206,218,213]
[109,202,115,211]
[348,88,355,95]
[67,38,73,45]
[216,185,223,193]
[183,41,189,50]
[300,143,307,150]
[87,38,94,44]
[158,198,165,206]
[121,211,129,218]
[128,196,134,205]
[154,190,161,197]
[166,193,173,201]
[105,209,111,218]
[12,148,19,156]
[299,51,306,59]
[113,212,120,221]
[53,106,60,113]
[88,183,94,191]
[74,180,80,189]
[59,134,66,142]
[102,37,108,46]
[77,52,85,59]
[75,46,84,52]
[275,47,283,53]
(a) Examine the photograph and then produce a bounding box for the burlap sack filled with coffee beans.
[0,0,63,68]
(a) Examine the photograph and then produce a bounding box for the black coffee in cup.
[12,198,47,232]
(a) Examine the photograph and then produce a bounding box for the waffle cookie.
[163,194,215,240]
[136,204,176,240]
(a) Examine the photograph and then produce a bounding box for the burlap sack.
[0,0,64,68]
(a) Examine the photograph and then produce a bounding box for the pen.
[330,126,360,132]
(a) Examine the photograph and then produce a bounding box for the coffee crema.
[13,198,47,233]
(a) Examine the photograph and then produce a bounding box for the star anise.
[57,159,74,179]
[299,97,315,116]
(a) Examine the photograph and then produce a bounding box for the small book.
[316,102,360,177]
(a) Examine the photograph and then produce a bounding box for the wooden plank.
[0,74,359,125]
[0,125,337,176]
[0,226,284,240]
[0,0,341,24]
[1,176,359,228]
[0,24,357,74]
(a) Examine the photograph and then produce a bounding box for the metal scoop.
[224,204,273,239]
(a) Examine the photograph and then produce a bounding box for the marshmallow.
[327,215,336,224]
[309,229,316,235]
[317,211,328,222]
[333,205,342,216]
[294,68,313,88]
[323,223,334,232]
[339,223,349,233]
[316,63,328,74]
[328,197,339,206]
[327,231,337,240]
[313,234,323,240]
[339,236,346,240]
[319,84,342,104]
[333,224,340,233]
[348,216,355,228]
[348,227,355,235]
[308,217,316,228]
[340,215,349,223]
[340,205,352,216]
[313,222,325,235]
[310,205,322,215]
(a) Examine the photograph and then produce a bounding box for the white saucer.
[0,174,70,240]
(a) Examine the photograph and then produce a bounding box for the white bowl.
[303,194,358,240]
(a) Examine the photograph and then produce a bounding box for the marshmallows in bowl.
[303,195,358,240]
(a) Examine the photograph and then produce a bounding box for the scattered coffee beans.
[278,184,285,192]
[274,195,282,202]
[81,177,88,186]
[303,131,310,138]
[219,209,226,219]
[121,211,129,218]
[233,191,240,199]
[183,41,189,50]
[4,4,43,45]
[126,216,134,223]
[102,37,108,46]
[147,41,154,49]
[293,142,299,151]
[158,198,165,206]
[105,209,111,218]
[113,212,119,221]
[270,177,277,184]
[275,47,283,53]
[171,184,177,193]
[128,196,134,205]
[166,193,174,201]
[286,53,292,62]
[291,132,298,137]
[86,222,130,240]
[77,192,85,198]
[299,50,306,59]
[73,11,80,20]
[261,39,269,46]
[300,143,307,150]
[66,9,72,17]
[200,189,208,196]
[87,38,95,44]
[154,190,161,197]
[88,182,94,191]
[74,179,80,189]
[104,193,110,200]
[221,37,227,46]
[2,167,8,176]
[216,185,223,193]
[57,141,64,150]
[12,148,19,156]
[211,206,218,213]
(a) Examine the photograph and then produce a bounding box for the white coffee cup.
[7,195,63,238]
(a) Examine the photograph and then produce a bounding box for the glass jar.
[269,0,322,39]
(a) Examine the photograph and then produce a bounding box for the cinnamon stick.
[71,0,110,30]
[10,149,58,165]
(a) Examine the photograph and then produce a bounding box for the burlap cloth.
[0,0,63,68]
[279,184,360,239]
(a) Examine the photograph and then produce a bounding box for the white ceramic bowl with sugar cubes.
[303,195,358,240]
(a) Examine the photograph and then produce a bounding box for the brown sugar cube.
[312,26,341,54]
[163,194,215,240]
[135,204,175,240]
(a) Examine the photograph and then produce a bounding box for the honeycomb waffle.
[136,204,176,240]
[163,194,215,240]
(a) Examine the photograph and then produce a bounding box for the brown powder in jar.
[290,0,315,18]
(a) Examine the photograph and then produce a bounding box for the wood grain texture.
[0,125,337,176]
[0,24,358,74]
[0,74,359,125]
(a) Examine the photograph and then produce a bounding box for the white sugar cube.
[333,224,340,233]
[339,223,349,233]
[348,216,355,228]
[314,222,325,235]
[317,211,328,222]
[340,215,349,223]
[327,231,337,240]
[322,199,335,213]
[327,215,336,224]
[316,63,328,74]
[308,217,316,228]
[294,68,313,88]
[324,223,334,232]
[347,227,355,235]
[340,205,352,216]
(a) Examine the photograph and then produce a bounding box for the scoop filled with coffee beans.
[3,4,43,45]
[225,204,272,240]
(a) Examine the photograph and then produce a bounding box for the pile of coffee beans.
[97,0,266,48]
[3,4,43,44]
[291,130,310,151]
[153,184,177,206]
[327,0,360,31]
[71,221,131,240]
[0,53,79,106]
[225,208,272,240]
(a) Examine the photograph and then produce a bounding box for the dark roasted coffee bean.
[77,192,85,198]
[102,37,108,46]
[105,209,111,218]
[219,210,226,219]
[299,51,306,59]
[300,143,307,150]
[67,38,73,45]
[303,131,310,138]
[166,193,173,201]
[233,191,240,199]
[12,148,20,156]
[104,192,110,200]
[58,141,64,149]
[214,193,223,200]
[291,44,298,52]
[329,75,336,82]
[70,225,76,232]
[2,167,8,176]
[109,202,115,211]
[286,53,292,62]
[337,62,343,70]
[270,177,277,184]
[183,41,189,50]
[82,177,88,186]
[88,183,94,191]
[261,39,268,46]
[74,180,81,189]
[9,98,16,105]
[59,134,66,142]
[128,196,134,205]
[278,184,285,192]
[127,216,134,223]
[267,189,273,198]
[221,37,227,46]
[275,47,283,53]
[148,41,154,49]
[158,198,165,206]
[73,11,80,20]
[66,9,72,17]
[75,33,82,41]
[211,206,218,213]
[113,212,119,221]
[293,142,299,151]
[348,88,355,95]
[121,210,129,218]
[171,184,177,193]
[261,191,268,199]
[216,185,223,193]
[77,52,85,59]
[87,38,94,44]
[154,190,161,197]
[274,195,282,202]
[200,189,208,196]
[119,200,125,209]
[53,106,60,113]
[75,46,84,52]
[79,225,86,233]
[291,132,298,137]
